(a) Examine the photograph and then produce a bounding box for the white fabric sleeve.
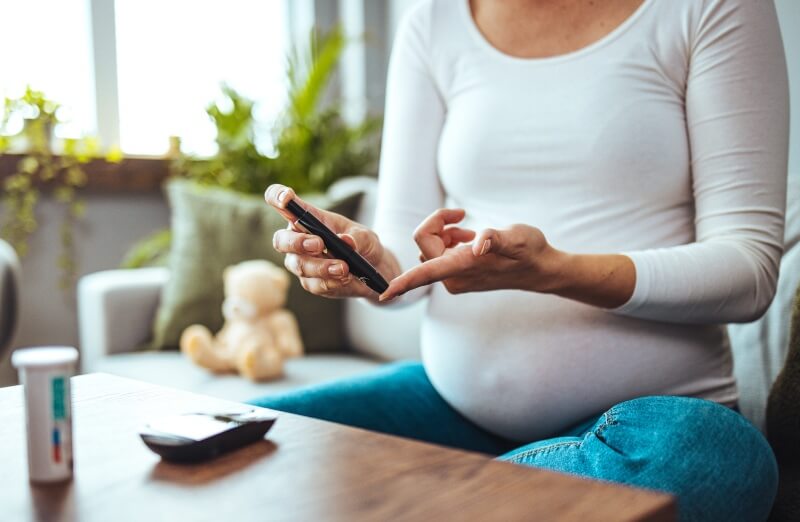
[613,0,790,324]
[372,1,446,305]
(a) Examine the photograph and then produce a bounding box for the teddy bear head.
[222,260,290,321]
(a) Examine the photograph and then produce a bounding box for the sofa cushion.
[150,179,362,354]
[91,351,384,402]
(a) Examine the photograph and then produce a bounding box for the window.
[0,0,96,139]
[1,0,289,157]
[114,0,289,156]
[1,1,402,159]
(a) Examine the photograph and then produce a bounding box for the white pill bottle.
[11,346,79,483]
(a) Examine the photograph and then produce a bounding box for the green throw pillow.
[149,179,362,353]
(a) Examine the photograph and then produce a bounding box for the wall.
[0,193,169,386]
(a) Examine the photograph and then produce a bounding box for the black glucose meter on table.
[139,410,277,463]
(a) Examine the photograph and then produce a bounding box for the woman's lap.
[247,360,517,455]
[248,361,778,521]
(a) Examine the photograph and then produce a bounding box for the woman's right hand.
[265,184,399,300]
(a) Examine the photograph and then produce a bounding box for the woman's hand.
[379,208,636,309]
[379,208,566,301]
[265,184,400,301]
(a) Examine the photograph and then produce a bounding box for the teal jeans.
[248,361,777,521]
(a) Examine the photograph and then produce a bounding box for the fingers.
[273,229,325,255]
[299,275,354,297]
[419,227,474,262]
[441,227,476,248]
[264,184,300,223]
[284,253,350,279]
[414,208,467,259]
[472,228,496,257]
[381,246,472,301]
[265,183,352,233]
[471,225,535,258]
[340,228,382,264]
[275,229,351,279]
[274,219,380,265]
[339,233,357,250]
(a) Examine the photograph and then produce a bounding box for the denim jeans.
[248,361,778,521]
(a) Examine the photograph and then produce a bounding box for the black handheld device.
[139,411,277,463]
[285,199,389,294]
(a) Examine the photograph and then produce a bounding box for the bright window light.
[0,0,96,139]
[114,0,288,156]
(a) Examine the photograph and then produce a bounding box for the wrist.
[536,251,636,309]
[531,247,574,294]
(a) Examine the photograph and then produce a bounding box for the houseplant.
[123,26,381,268]
[0,86,119,288]
[181,25,381,194]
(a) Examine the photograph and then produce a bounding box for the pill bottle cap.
[12,347,79,369]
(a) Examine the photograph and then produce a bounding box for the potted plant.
[0,86,120,288]
[123,26,381,267]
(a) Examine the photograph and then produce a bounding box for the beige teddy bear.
[180,259,304,381]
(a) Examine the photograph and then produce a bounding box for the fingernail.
[303,238,320,252]
[328,264,344,276]
[479,239,491,256]
[278,189,288,202]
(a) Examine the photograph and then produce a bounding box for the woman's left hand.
[379,208,567,301]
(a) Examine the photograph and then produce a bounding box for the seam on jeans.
[507,408,619,464]
[507,440,582,463]
[594,408,618,440]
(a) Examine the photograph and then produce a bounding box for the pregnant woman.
[256,0,790,519]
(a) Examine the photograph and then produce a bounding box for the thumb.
[338,233,357,250]
[472,228,499,257]
[472,228,522,258]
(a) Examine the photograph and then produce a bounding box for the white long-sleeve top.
[373,0,790,441]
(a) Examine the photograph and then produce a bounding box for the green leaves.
[208,84,257,152]
[180,25,381,197]
[0,85,99,290]
[127,27,382,270]
[120,228,173,269]
[287,26,346,123]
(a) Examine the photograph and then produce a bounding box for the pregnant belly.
[420,286,734,441]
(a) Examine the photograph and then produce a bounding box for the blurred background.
[0,0,421,386]
[0,0,798,388]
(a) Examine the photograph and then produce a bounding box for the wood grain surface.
[0,373,675,522]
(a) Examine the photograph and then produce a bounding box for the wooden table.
[0,373,675,521]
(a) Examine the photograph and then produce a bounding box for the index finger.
[264,184,301,223]
[264,184,351,233]
[380,247,473,301]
